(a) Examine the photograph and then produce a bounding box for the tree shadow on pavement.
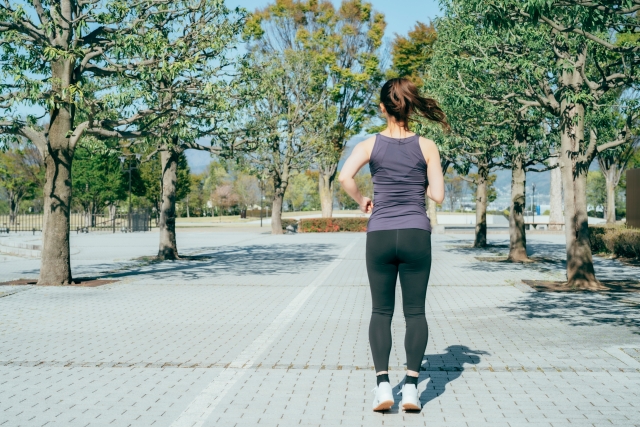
[445,240,639,282]
[499,292,640,335]
[94,243,336,281]
[389,345,489,411]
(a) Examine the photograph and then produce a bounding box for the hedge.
[589,225,640,259]
[299,217,368,233]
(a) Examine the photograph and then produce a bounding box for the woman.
[339,78,447,412]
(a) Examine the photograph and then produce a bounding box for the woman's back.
[367,133,431,233]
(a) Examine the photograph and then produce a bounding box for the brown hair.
[380,78,450,132]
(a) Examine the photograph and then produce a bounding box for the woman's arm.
[420,137,445,204]
[338,140,374,214]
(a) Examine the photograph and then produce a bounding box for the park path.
[0,231,639,426]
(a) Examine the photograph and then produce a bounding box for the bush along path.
[589,225,640,261]
[298,218,368,233]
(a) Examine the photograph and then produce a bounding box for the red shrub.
[299,218,368,233]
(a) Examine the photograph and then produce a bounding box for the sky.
[187,0,444,173]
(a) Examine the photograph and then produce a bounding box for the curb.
[0,238,42,258]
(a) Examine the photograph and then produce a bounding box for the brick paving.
[0,230,639,427]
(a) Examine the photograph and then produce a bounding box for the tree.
[285,173,316,212]
[444,169,465,212]
[248,0,386,218]
[204,161,230,201]
[0,144,44,224]
[469,173,497,204]
[470,0,640,287]
[304,170,322,210]
[71,141,131,226]
[238,48,328,234]
[138,152,190,221]
[211,184,237,220]
[0,0,234,284]
[233,174,261,211]
[591,96,640,223]
[430,4,557,260]
[427,30,511,248]
[119,1,247,259]
[390,22,438,86]
[549,156,564,230]
[587,171,607,215]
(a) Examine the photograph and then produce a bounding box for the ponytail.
[380,78,450,132]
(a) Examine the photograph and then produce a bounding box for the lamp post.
[119,153,142,232]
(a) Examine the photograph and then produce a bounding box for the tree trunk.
[319,164,337,218]
[84,208,91,228]
[39,146,74,285]
[559,99,600,289]
[474,165,488,248]
[186,195,190,218]
[38,58,75,286]
[271,188,285,235]
[549,156,563,230]
[508,147,528,262]
[8,191,18,225]
[603,169,617,224]
[427,197,438,226]
[158,149,180,260]
[108,204,117,221]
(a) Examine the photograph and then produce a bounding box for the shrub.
[602,228,640,259]
[281,219,298,230]
[589,226,610,254]
[589,225,640,259]
[299,217,368,233]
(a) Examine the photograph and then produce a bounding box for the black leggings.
[366,229,432,374]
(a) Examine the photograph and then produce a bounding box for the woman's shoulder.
[418,136,437,148]
[417,136,440,163]
[354,135,378,156]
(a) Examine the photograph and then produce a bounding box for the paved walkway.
[0,231,639,427]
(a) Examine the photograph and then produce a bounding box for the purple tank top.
[367,134,431,233]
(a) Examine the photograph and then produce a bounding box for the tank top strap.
[408,134,427,167]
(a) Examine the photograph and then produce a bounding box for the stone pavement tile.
[0,366,222,427]
[0,283,306,365]
[1,232,639,427]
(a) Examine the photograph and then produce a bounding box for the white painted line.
[604,346,640,369]
[170,237,362,427]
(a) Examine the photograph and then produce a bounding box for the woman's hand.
[360,197,373,214]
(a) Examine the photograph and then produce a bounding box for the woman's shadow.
[391,345,488,410]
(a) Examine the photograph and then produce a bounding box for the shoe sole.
[373,399,394,411]
[402,402,421,411]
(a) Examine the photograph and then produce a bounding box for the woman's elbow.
[431,191,445,204]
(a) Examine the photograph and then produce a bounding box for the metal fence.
[0,211,155,233]
[245,208,270,219]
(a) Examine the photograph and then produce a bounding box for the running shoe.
[371,382,394,411]
[400,383,422,411]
